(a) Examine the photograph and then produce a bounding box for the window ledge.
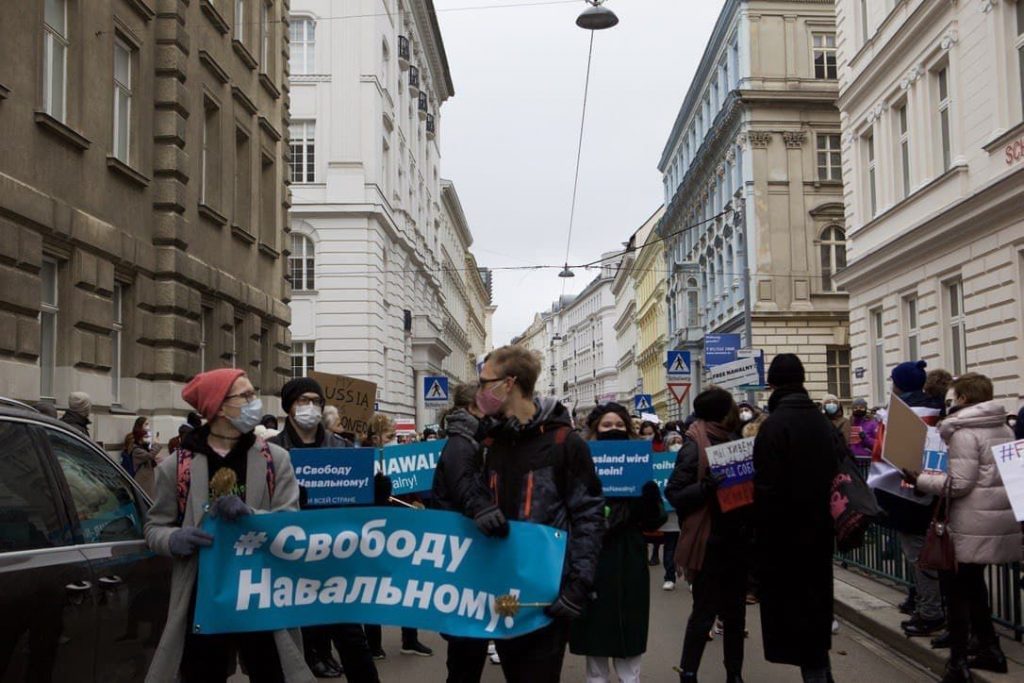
[106,156,150,188]
[200,0,229,34]
[0,82,10,100]
[259,73,281,100]
[198,202,227,226]
[232,40,258,71]
[231,224,256,244]
[125,0,156,21]
[982,121,1024,154]
[258,242,280,258]
[291,289,318,296]
[34,111,90,151]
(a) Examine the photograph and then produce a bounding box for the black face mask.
[596,429,630,441]
[853,410,867,418]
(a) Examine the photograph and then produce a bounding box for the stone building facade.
[634,209,669,418]
[612,217,656,406]
[0,0,291,446]
[835,0,1024,408]
[657,0,850,405]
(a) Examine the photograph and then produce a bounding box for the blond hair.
[486,346,542,396]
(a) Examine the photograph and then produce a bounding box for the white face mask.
[227,398,263,433]
[739,410,753,422]
[293,403,322,430]
[668,443,683,453]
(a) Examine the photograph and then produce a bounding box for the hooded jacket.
[917,401,1022,565]
[430,408,493,518]
[483,398,605,595]
[60,410,91,437]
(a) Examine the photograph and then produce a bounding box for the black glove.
[473,505,510,538]
[544,581,589,619]
[208,494,252,522]
[168,526,214,557]
[374,473,393,505]
[641,480,662,502]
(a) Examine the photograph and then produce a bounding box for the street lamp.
[576,0,618,31]
[558,265,576,278]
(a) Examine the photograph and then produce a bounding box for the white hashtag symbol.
[233,531,268,556]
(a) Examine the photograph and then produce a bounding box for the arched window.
[820,226,847,292]
[290,233,315,291]
[289,16,316,75]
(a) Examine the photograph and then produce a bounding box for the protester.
[34,401,58,418]
[667,388,751,683]
[659,429,684,591]
[907,373,1022,682]
[848,398,877,464]
[423,427,439,442]
[61,391,92,437]
[477,345,605,681]
[822,394,850,444]
[924,369,954,418]
[167,423,192,455]
[269,378,376,681]
[752,354,839,683]
[431,382,505,682]
[570,402,665,683]
[125,416,162,497]
[143,368,311,683]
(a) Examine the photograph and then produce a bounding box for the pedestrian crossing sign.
[424,376,449,403]
[634,394,654,413]
[666,351,691,379]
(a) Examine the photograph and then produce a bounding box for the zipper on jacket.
[524,471,534,519]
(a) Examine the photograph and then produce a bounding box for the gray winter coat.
[143,438,314,683]
[917,401,1022,566]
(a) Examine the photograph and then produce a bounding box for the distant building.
[835,0,1024,407]
[612,216,657,406]
[634,208,669,417]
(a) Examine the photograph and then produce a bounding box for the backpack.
[175,439,276,524]
[120,449,136,477]
[830,429,883,551]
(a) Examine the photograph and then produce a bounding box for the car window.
[47,429,144,544]
[0,421,70,551]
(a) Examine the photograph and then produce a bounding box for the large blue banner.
[194,508,566,638]
[376,440,447,496]
[291,448,376,506]
[589,441,655,497]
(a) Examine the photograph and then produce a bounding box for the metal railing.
[836,521,1023,641]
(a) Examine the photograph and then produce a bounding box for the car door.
[0,419,97,683]
[43,428,171,683]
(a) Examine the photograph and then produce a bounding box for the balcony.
[417,92,428,120]
[408,66,420,96]
[398,36,410,70]
[426,113,435,139]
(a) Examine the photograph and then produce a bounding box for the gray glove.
[168,526,214,557]
[208,494,253,522]
[544,592,585,619]
[473,505,510,538]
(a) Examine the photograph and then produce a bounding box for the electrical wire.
[560,28,596,284]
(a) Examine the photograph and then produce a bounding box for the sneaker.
[487,642,501,665]
[663,580,676,591]
[370,648,386,661]
[400,641,434,657]
[831,620,840,635]
[713,620,724,636]
[745,593,759,605]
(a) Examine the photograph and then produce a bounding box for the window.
[937,67,952,171]
[112,39,132,163]
[1017,3,1024,115]
[234,0,245,42]
[201,100,221,206]
[871,308,885,405]
[820,226,847,292]
[896,104,910,198]
[111,284,123,404]
[40,258,58,399]
[232,317,242,368]
[865,129,877,217]
[905,296,919,360]
[260,153,276,246]
[291,341,315,378]
[860,0,869,43]
[290,233,314,291]
[289,120,315,183]
[813,33,837,79]
[816,134,842,181]
[947,280,967,374]
[686,289,699,327]
[48,430,143,543]
[289,17,315,75]
[0,422,69,551]
[200,306,212,371]
[827,346,851,400]
[43,0,68,120]
[260,1,271,68]
[234,127,251,229]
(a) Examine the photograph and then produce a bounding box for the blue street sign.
[424,376,449,403]
[704,334,742,368]
[666,350,692,378]
[634,394,654,413]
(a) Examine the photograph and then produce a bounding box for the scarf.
[674,419,734,580]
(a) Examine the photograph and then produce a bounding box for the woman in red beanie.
[143,369,312,683]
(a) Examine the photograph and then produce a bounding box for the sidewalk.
[833,565,1024,682]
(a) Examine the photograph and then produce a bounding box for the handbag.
[918,477,957,572]
[831,431,882,551]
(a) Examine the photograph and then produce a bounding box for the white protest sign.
[707,356,760,390]
[704,437,756,511]
[991,439,1024,522]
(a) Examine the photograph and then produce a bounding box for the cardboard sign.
[309,371,378,436]
[991,439,1024,522]
[705,437,756,512]
[291,448,376,506]
[881,394,928,472]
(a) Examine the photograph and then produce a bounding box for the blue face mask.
[825,403,839,415]
[228,398,263,434]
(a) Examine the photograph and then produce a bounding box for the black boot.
[931,632,951,649]
[939,659,972,683]
[966,640,1008,674]
[678,673,698,683]
[726,674,744,683]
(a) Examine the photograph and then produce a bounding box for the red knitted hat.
[181,368,246,422]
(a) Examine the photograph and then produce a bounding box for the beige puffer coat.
[917,401,1022,565]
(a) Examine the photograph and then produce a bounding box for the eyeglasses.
[478,375,510,386]
[294,396,325,408]
[225,390,258,403]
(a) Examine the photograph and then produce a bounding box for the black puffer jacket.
[60,410,91,437]
[430,409,492,518]
[268,420,353,451]
[483,398,605,595]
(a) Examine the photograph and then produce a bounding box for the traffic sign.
[705,334,742,368]
[666,350,692,379]
[667,382,691,405]
[634,394,654,413]
[423,376,450,403]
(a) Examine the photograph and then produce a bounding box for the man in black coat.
[752,354,839,683]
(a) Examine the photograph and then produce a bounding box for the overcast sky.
[435,0,724,345]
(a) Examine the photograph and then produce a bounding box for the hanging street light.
[576,0,618,31]
[558,264,576,278]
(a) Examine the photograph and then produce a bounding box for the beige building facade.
[634,209,670,418]
[835,0,1024,408]
[0,0,291,445]
[657,0,850,405]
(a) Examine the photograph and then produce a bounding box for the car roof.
[0,404,103,448]
[0,396,39,412]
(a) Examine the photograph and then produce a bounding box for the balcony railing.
[418,92,428,119]
[398,36,410,68]
[426,113,435,138]
[408,66,420,94]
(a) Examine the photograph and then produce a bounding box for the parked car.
[0,403,171,682]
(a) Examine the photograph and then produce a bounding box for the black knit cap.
[281,377,325,413]
[586,402,632,431]
[693,388,734,423]
[767,353,805,388]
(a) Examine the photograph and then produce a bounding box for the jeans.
[662,531,679,582]
[444,635,488,683]
[494,620,569,683]
[897,531,943,621]
[585,655,641,683]
[180,630,283,683]
[942,563,997,661]
[680,555,747,676]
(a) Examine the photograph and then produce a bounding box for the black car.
[0,404,171,682]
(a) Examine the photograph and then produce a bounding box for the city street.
[234,568,933,682]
